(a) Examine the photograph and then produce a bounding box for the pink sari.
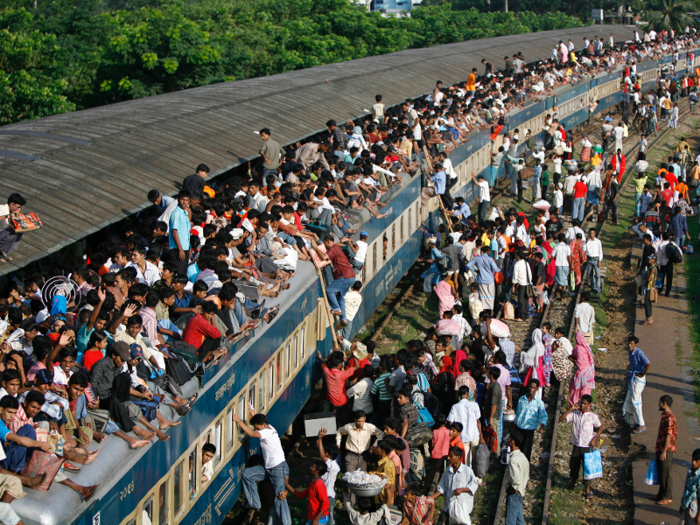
[435,280,455,317]
[568,332,595,406]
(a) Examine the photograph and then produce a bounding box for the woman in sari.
[520,328,546,399]
[568,332,595,407]
[569,232,587,288]
[434,280,457,318]
[541,323,554,387]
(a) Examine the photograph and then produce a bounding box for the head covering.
[360,231,368,238]
[231,228,244,240]
[352,342,368,361]
[439,355,453,376]
[50,295,67,316]
[130,343,144,360]
[113,341,131,362]
[429,237,437,244]
[521,328,545,370]
[353,126,362,135]
[241,219,254,233]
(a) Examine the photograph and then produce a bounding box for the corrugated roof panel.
[0,25,635,275]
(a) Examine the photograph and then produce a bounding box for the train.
[8,26,698,525]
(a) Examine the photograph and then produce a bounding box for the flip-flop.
[176,404,191,416]
[189,393,198,405]
[63,462,81,472]
[84,485,98,500]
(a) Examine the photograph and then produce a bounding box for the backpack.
[165,353,194,386]
[437,254,452,272]
[132,399,159,421]
[666,242,683,263]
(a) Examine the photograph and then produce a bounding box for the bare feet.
[156,430,171,442]
[159,419,181,429]
[25,473,47,489]
[129,439,150,449]
[133,427,156,440]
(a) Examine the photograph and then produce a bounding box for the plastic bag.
[645,460,660,485]
[448,491,474,525]
[472,444,491,478]
[583,447,603,480]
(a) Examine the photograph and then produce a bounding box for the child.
[541,164,550,201]
[383,417,410,481]
[286,460,330,525]
[344,495,390,525]
[423,414,450,494]
[403,485,435,525]
[317,429,340,525]
[372,95,385,123]
[553,183,564,215]
[559,395,603,499]
[468,283,483,325]
[448,422,467,464]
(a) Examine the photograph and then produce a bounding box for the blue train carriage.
[10,47,691,525]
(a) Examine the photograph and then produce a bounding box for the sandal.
[63,462,81,472]
[189,393,199,405]
[176,404,191,416]
[266,307,279,323]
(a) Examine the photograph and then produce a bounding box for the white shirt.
[126,261,161,287]
[344,290,363,322]
[512,259,531,286]
[323,458,341,499]
[477,180,490,202]
[574,302,595,333]
[553,158,562,174]
[613,126,624,140]
[553,190,563,208]
[347,378,375,414]
[565,226,585,243]
[447,399,481,443]
[354,241,368,264]
[258,427,286,469]
[584,238,603,260]
[202,459,214,482]
[552,242,571,267]
[443,158,458,179]
[437,463,479,511]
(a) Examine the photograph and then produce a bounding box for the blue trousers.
[2,424,35,473]
[505,492,525,525]
[572,197,585,222]
[326,276,355,321]
[242,463,292,525]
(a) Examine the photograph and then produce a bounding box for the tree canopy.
[0,0,584,123]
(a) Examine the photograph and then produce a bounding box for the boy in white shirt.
[237,413,292,525]
[553,183,564,214]
[317,429,341,525]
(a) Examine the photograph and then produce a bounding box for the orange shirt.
[466,73,476,92]
[450,436,467,464]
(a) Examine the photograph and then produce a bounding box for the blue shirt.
[671,214,688,237]
[628,347,650,384]
[466,254,501,284]
[515,395,548,430]
[0,420,10,444]
[431,247,444,261]
[168,206,191,251]
[173,292,193,310]
[453,203,471,224]
[533,164,542,182]
[433,171,446,195]
[156,195,175,214]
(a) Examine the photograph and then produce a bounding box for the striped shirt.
[371,372,392,401]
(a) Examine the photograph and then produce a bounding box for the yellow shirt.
[376,456,396,504]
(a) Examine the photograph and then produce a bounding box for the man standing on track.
[624,336,651,434]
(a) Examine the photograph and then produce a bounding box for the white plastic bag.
[448,492,474,525]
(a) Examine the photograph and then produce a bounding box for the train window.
[268,363,274,400]
[188,448,198,500]
[293,334,299,370]
[174,461,183,516]
[238,392,247,429]
[214,420,222,466]
[227,407,234,449]
[249,382,256,415]
[382,234,387,261]
[285,343,291,378]
[372,242,377,274]
[300,326,305,359]
[259,372,266,412]
[408,209,412,235]
[125,518,136,525]
[391,224,396,254]
[276,354,283,391]
[400,216,404,245]
[158,482,169,525]
[143,495,154,525]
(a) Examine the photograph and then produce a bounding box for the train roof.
[0,24,635,276]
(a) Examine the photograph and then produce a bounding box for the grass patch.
[683,203,700,409]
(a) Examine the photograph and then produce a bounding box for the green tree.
[645,0,699,32]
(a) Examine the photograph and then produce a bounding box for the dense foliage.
[0,0,583,123]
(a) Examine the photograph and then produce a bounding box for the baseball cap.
[113,341,131,362]
[130,343,144,360]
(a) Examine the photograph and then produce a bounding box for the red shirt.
[661,188,674,206]
[295,478,329,520]
[665,172,678,188]
[573,181,588,199]
[326,244,356,280]
[83,350,104,372]
[431,426,451,459]
[656,411,678,453]
[321,362,355,406]
[182,314,221,350]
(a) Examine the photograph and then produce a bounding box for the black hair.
[69,373,89,388]
[250,414,268,426]
[203,443,217,455]
[660,394,673,407]
[0,396,18,409]
[448,446,463,458]
[25,390,46,407]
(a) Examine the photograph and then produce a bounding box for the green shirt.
[371,372,392,401]
[634,178,647,193]
[541,170,550,186]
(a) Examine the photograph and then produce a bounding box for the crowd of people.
[0,23,696,525]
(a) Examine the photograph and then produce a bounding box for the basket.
[346,478,387,498]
